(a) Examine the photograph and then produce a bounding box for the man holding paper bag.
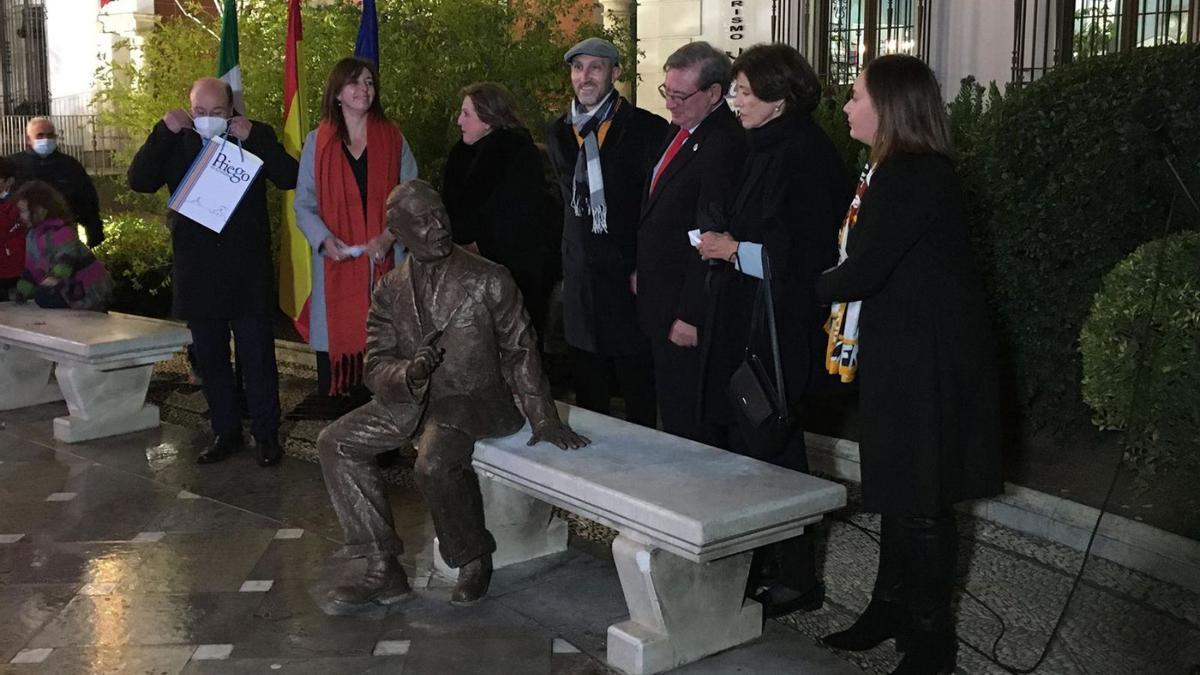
[128,77,299,467]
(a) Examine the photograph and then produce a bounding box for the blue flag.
[354,0,379,65]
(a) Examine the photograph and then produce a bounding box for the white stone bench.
[0,304,191,443]
[433,403,847,675]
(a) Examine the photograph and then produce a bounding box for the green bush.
[94,214,173,317]
[1080,232,1200,473]
[813,84,866,176]
[969,43,1200,433]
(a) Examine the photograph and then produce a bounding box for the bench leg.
[0,345,63,410]
[607,534,762,675]
[433,471,568,578]
[52,362,159,443]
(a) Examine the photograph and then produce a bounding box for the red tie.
[650,128,690,193]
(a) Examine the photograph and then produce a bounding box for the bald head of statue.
[386,180,454,263]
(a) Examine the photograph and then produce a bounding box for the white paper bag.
[168,137,264,233]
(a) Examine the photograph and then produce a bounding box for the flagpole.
[280,0,311,328]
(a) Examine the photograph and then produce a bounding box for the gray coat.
[292,128,418,351]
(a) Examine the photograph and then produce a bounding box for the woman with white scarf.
[816,55,1002,675]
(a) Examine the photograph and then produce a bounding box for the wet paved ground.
[4,373,1199,674]
[0,400,856,675]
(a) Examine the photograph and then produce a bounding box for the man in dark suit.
[637,42,748,444]
[128,77,298,467]
[546,38,667,428]
[317,181,587,613]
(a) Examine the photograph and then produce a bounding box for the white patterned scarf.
[825,164,875,383]
[569,90,618,233]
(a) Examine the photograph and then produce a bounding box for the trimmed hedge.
[971,43,1200,433]
[1080,232,1200,472]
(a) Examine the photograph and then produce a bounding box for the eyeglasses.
[658,83,707,105]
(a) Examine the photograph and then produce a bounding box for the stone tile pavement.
[0,400,857,674]
[3,387,1198,674]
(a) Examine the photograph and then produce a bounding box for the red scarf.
[315,116,402,394]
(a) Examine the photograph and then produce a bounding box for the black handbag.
[728,249,795,459]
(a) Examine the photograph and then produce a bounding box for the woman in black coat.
[816,55,1002,675]
[442,82,550,335]
[696,44,849,618]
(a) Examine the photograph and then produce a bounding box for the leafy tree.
[95,0,631,188]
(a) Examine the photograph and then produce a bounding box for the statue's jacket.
[364,247,559,441]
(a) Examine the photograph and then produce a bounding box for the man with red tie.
[637,42,748,443]
[546,38,667,428]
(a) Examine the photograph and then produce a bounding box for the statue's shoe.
[449,554,493,606]
[324,556,412,615]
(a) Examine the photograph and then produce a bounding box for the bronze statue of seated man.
[317,179,588,613]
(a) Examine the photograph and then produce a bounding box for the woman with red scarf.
[295,57,418,397]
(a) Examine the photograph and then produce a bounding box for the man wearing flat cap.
[317,180,587,613]
[547,37,667,429]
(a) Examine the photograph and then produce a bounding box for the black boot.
[822,598,908,651]
[823,516,908,651]
[326,555,412,614]
[890,515,958,674]
[890,629,956,675]
[450,553,493,606]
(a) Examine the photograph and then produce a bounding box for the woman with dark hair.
[295,56,418,397]
[441,82,550,336]
[11,180,111,310]
[816,54,1001,675]
[696,43,849,617]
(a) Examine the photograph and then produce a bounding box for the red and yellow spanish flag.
[279,0,310,333]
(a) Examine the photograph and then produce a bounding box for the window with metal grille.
[0,0,49,115]
[814,0,934,84]
[1014,0,1198,83]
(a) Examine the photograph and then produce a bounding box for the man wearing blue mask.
[128,77,299,468]
[8,117,104,247]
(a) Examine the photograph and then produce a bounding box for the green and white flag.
[217,0,244,113]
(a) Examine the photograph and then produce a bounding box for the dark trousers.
[189,317,279,440]
[569,347,657,428]
[317,400,496,567]
[652,340,719,445]
[874,513,958,634]
[719,420,818,595]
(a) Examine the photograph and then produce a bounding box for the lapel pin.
[692,143,700,152]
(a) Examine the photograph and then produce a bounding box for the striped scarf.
[825,164,874,383]
[570,90,618,233]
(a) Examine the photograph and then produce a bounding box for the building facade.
[627,0,1199,116]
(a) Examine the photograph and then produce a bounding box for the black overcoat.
[9,149,103,245]
[127,120,298,320]
[700,112,850,424]
[815,152,1002,516]
[546,98,668,356]
[636,102,747,344]
[441,127,548,323]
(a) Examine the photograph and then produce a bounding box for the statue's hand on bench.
[528,421,590,451]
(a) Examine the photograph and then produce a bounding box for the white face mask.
[31,138,56,157]
[193,116,228,140]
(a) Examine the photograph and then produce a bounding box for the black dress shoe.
[197,433,243,464]
[753,583,825,618]
[255,435,283,467]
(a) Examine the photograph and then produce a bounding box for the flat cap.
[564,37,620,66]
